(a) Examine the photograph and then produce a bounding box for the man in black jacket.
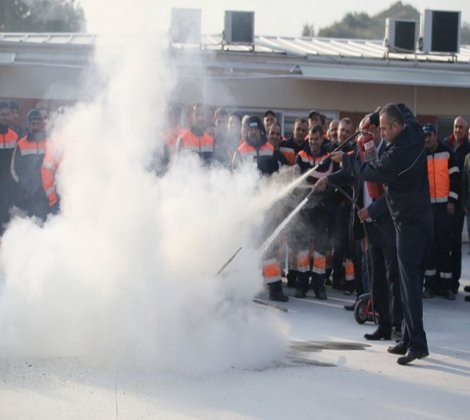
[333,104,432,365]
[316,115,402,341]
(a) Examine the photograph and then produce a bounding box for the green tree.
[301,23,315,37]
[462,22,470,44]
[317,2,419,39]
[0,0,85,32]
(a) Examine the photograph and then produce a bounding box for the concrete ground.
[1,247,469,420]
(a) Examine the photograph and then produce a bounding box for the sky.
[144,0,470,38]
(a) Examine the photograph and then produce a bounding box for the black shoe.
[344,302,355,311]
[364,327,391,341]
[295,289,306,298]
[465,295,470,302]
[315,288,327,300]
[270,293,289,302]
[397,350,429,365]
[387,342,407,355]
[443,289,456,301]
[464,286,470,293]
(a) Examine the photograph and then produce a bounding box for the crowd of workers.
[1,98,469,365]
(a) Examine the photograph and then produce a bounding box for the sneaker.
[464,286,470,293]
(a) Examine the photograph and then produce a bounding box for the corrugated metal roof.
[1,32,470,87]
[1,32,469,62]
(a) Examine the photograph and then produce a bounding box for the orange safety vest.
[17,136,47,156]
[236,141,275,159]
[163,126,184,155]
[427,151,452,203]
[0,127,18,150]
[177,129,214,155]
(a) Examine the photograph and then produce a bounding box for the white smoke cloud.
[0,1,289,373]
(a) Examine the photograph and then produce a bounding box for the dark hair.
[319,114,326,124]
[309,124,324,137]
[264,110,276,118]
[0,101,10,110]
[8,100,19,111]
[308,109,320,119]
[380,103,404,126]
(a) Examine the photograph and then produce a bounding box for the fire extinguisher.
[357,132,377,163]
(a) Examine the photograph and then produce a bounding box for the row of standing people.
[168,104,361,302]
[0,101,58,237]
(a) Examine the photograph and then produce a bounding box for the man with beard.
[176,103,214,166]
[11,109,49,220]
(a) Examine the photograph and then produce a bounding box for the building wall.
[206,78,469,118]
[1,61,469,135]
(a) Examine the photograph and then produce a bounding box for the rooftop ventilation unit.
[419,9,460,54]
[223,11,255,45]
[170,8,202,44]
[385,18,417,52]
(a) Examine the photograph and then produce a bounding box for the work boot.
[443,289,456,301]
[397,350,429,365]
[295,289,306,298]
[314,287,327,300]
[269,281,289,302]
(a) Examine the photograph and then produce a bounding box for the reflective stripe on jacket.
[427,143,459,204]
[234,141,280,175]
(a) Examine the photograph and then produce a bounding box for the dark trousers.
[395,220,432,353]
[366,217,401,330]
[330,203,351,286]
[425,204,453,292]
[451,206,464,291]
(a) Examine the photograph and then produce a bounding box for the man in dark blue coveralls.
[341,103,432,365]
